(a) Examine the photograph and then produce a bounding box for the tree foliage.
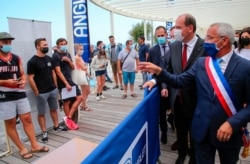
[129,21,152,43]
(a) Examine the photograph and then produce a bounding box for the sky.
[1,0,164,47]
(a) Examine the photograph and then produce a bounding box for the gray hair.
[210,22,235,45]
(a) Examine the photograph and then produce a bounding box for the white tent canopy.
[90,0,250,32]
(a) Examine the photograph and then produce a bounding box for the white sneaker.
[96,96,100,101]
[100,95,106,99]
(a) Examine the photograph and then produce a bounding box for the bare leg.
[80,85,86,107]
[5,117,26,152]
[81,85,90,108]
[19,113,42,150]
[100,75,106,93]
[37,114,46,132]
[85,85,90,100]
[63,100,70,116]
[68,95,81,118]
[130,84,134,94]
[113,72,118,86]
[96,76,102,93]
[124,84,128,94]
[118,73,123,87]
[50,110,59,127]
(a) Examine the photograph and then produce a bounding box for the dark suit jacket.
[168,37,206,118]
[157,53,250,148]
[148,44,170,90]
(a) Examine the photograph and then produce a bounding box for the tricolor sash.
[205,57,250,158]
[205,57,237,117]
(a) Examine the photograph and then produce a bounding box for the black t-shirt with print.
[27,55,56,93]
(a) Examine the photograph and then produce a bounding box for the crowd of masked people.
[1,12,250,163]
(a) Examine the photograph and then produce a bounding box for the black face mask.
[41,47,49,54]
[241,38,250,46]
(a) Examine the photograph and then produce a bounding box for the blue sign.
[72,0,90,63]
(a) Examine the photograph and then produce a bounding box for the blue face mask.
[102,45,106,50]
[203,40,222,58]
[157,37,166,45]
[130,44,134,49]
[0,45,12,53]
[60,45,68,52]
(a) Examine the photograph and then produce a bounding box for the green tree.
[129,21,152,43]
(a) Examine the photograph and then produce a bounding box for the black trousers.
[159,96,170,134]
[174,96,195,160]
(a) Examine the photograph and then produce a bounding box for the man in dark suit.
[139,22,250,164]
[168,13,206,164]
[147,25,171,144]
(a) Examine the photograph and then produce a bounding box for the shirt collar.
[220,49,233,63]
[182,35,198,48]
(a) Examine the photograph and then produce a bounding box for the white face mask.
[78,50,84,55]
[174,29,184,42]
[234,37,239,42]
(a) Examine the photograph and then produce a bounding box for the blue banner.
[166,21,173,34]
[82,87,160,164]
[72,0,90,63]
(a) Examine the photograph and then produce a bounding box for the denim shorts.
[35,88,59,115]
[122,71,135,85]
[0,98,31,120]
[95,70,106,76]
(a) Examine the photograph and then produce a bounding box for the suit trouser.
[159,96,170,134]
[174,96,195,159]
[195,131,240,164]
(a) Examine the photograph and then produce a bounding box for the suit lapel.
[224,53,240,79]
[171,42,182,73]
[185,37,204,70]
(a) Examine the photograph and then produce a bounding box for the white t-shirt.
[234,48,250,60]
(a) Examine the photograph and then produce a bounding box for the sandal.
[121,94,127,99]
[30,146,49,153]
[20,150,33,159]
[131,93,137,98]
[81,106,92,111]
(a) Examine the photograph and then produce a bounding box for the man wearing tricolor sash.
[139,22,250,164]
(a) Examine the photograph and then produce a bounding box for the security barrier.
[82,87,161,163]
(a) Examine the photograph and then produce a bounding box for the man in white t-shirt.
[117,40,139,99]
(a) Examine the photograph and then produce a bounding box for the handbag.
[89,78,96,87]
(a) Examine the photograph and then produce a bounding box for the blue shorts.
[95,70,106,76]
[35,88,59,115]
[122,71,135,85]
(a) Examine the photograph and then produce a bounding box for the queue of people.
[0,31,144,159]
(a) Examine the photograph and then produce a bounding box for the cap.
[0,32,15,40]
